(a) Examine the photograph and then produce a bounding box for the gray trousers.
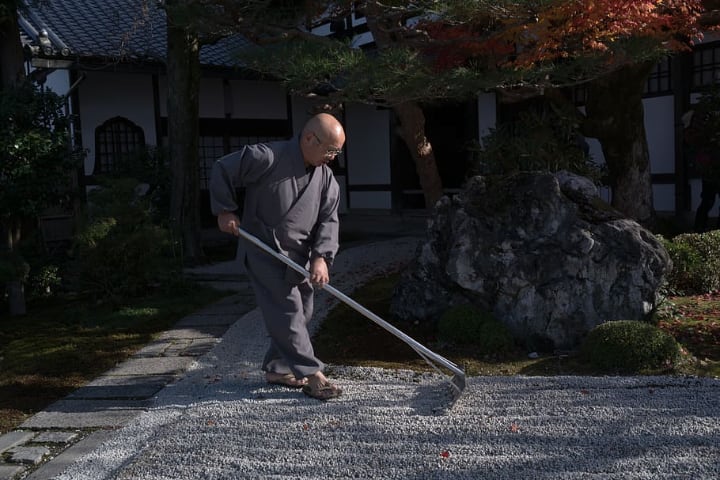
[244,251,324,379]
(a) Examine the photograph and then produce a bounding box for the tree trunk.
[364,2,444,209]
[393,102,444,208]
[0,0,25,88]
[7,281,26,316]
[584,62,657,227]
[1,1,28,315]
[2,220,26,316]
[166,6,204,264]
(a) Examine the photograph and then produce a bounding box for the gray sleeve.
[209,145,273,215]
[311,171,340,265]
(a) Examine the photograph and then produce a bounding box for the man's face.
[305,131,344,167]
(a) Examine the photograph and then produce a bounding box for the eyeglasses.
[312,132,343,158]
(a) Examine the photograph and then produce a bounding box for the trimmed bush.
[580,320,681,373]
[27,264,62,298]
[470,104,605,183]
[71,177,179,299]
[437,304,514,354]
[661,230,720,295]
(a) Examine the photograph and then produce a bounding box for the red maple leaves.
[417,0,706,72]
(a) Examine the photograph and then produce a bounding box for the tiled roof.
[19,0,253,68]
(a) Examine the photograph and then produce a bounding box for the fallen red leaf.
[440,450,451,458]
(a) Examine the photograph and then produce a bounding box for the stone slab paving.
[65,375,173,400]
[174,313,243,328]
[101,356,196,377]
[23,431,117,480]
[31,432,79,445]
[0,465,24,480]
[6,446,50,465]
[0,432,35,454]
[154,326,229,340]
[0,282,255,480]
[19,399,154,430]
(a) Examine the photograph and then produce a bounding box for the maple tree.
[240,0,717,222]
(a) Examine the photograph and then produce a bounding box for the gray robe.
[209,138,340,378]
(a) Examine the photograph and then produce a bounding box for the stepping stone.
[0,464,25,480]
[0,431,35,454]
[7,446,50,465]
[32,431,79,444]
[67,375,174,400]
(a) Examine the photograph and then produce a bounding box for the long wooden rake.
[237,227,466,402]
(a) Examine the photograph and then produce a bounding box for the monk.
[210,113,345,400]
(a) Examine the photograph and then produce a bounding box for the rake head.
[450,372,466,400]
[429,370,466,415]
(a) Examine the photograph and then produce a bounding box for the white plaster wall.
[653,184,676,213]
[199,77,225,118]
[157,78,287,119]
[644,95,675,174]
[78,72,156,175]
[42,69,71,96]
[228,80,287,119]
[157,76,224,118]
[289,96,318,135]
[345,104,390,185]
[349,191,392,209]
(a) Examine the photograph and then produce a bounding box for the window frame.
[94,116,146,175]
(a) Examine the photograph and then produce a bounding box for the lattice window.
[693,44,720,87]
[645,57,671,95]
[94,117,145,174]
[198,136,226,190]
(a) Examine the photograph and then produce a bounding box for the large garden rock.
[390,171,671,350]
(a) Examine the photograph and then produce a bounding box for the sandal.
[302,381,343,401]
[266,372,307,389]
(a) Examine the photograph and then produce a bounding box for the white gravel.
[56,238,720,480]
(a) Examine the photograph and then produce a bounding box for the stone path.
[0,230,423,480]
[0,280,256,480]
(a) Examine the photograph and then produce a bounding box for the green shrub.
[71,177,179,299]
[27,264,62,298]
[661,231,720,295]
[437,304,514,354]
[580,320,681,373]
[470,102,605,183]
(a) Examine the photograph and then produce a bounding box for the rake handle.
[236,226,466,381]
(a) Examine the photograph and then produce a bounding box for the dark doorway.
[391,101,478,209]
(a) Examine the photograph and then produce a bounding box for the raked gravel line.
[55,237,720,480]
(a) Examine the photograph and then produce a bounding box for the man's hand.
[309,257,329,287]
[217,211,240,236]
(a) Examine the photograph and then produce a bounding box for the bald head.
[303,113,345,143]
[300,113,346,167]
